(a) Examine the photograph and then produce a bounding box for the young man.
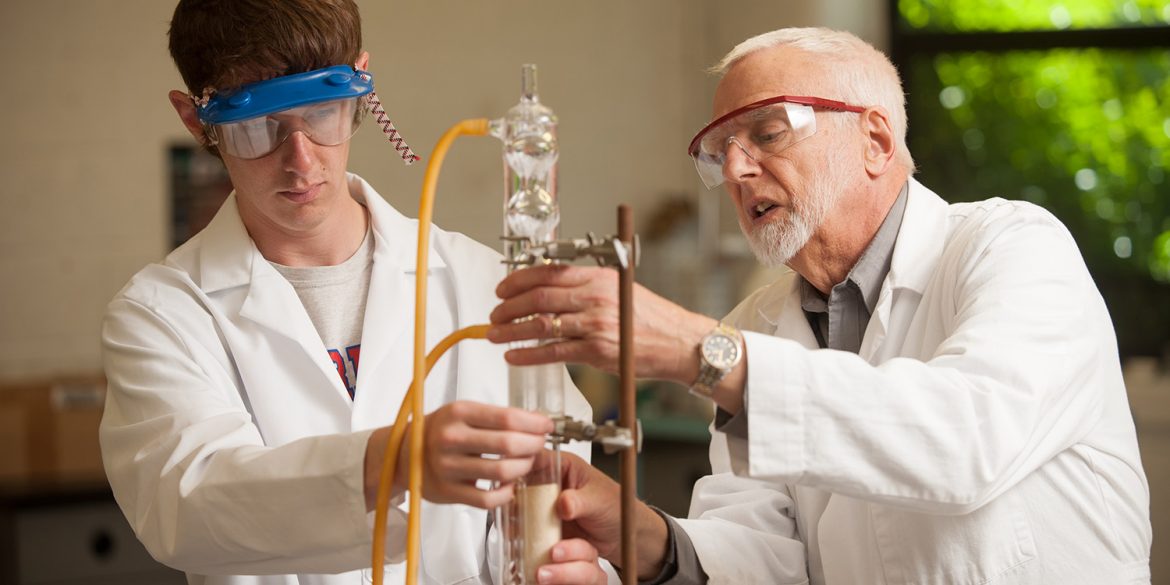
[99,1,594,583]
[491,27,1151,584]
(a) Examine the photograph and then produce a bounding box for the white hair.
[712,27,915,171]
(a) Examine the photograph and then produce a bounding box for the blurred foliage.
[909,49,1170,277]
[905,47,1170,356]
[898,0,1170,31]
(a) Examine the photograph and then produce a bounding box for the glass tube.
[499,366,562,585]
[493,63,560,263]
[492,64,564,585]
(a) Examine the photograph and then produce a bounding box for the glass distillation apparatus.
[491,64,564,585]
[369,62,638,585]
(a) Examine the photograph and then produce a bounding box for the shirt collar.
[849,181,908,313]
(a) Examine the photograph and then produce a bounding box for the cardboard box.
[0,378,106,482]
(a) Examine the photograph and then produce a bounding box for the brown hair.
[168,0,363,95]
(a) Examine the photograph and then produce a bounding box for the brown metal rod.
[617,205,637,585]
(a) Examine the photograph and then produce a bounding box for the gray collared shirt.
[800,182,908,353]
[650,183,909,585]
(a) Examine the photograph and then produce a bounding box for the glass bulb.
[506,183,559,243]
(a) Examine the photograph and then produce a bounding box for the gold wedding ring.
[550,315,563,338]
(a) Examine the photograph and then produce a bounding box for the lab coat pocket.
[871,492,1036,585]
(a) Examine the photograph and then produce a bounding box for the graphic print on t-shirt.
[327,344,361,399]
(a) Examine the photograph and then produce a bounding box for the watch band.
[689,367,722,399]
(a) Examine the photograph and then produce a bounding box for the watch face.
[702,333,740,369]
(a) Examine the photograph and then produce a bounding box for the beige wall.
[0,0,883,382]
[0,1,181,381]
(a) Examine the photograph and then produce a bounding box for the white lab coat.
[677,179,1151,585]
[100,174,592,585]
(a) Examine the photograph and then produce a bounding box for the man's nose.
[722,136,761,184]
[281,131,317,173]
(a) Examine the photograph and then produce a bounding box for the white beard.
[741,168,845,267]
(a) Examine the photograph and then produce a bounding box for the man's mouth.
[278,182,324,202]
[751,201,779,219]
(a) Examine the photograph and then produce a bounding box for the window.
[890,0,1170,356]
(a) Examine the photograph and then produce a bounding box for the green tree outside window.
[894,0,1170,356]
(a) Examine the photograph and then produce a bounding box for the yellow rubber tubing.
[372,118,490,585]
[371,324,490,584]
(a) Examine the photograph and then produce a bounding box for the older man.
[489,27,1151,584]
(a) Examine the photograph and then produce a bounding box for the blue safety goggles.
[194,65,373,160]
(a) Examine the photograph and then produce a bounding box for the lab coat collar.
[857,177,949,360]
[348,173,448,275]
[195,172,447,294]
[772,275,821,349]
[885,177,949,295]
[746,271,820,350]
[195,195,255,294]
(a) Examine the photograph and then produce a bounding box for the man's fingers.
[556,487,584,521]
[537,539,606,585]
[551,538,600,563]
[432,425,548,457]
[536,560,606,585]
[489,286,584,325]
[432,455,535,484]
[435,481,516,509]
[502,343,565,366]
[495,264,599,299]
[491,265,620,324]
[445,401,554,435]
[504,339,613,369]
[487,313,566,343]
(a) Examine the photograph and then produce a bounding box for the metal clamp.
[549,415,641,455]
[502,233,640,269]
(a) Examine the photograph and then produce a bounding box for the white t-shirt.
[271,225,373,399]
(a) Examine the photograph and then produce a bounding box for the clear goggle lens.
[206,97,365,160]
[690,101,818,189]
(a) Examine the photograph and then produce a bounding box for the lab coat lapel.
[348,175,447,426]
[859,178,950,362]
[238,263,343,386]
[760,274,820,350]
[235,245,353,407]
[350,208,414,424]
[195,194,353,434]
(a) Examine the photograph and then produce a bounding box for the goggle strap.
[191,87,215,110]
[191,90,218,147]
[366,91,422,165]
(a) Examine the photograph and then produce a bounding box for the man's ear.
[860,106,896,177]
[355,51,370,71]
[169,90,208,144]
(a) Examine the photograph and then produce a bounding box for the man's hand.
[534,538,608,585]
[553,452,671,581]
[488,264,716,383]
[489,264,747,414]
[363,401,554,510]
